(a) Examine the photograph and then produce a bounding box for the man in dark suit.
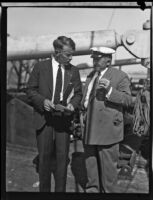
[27,36,82,192]
[81,46,132,193]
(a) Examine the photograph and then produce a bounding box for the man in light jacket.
[81,46,132,193]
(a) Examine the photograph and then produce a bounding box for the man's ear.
[54,49,62,60]
[55,48,62,55]
[106,60,111,67]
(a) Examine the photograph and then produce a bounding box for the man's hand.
[80,111,86,128]
[98,78,111,91]
[44,99,55,111]
[66,103,74,112]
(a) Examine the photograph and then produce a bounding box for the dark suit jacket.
[27,58,82,130]
[81,67,132,145]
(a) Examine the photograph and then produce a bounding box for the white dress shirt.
[51,57,65,102]
[84,68,112,108]
[84,72,99,108]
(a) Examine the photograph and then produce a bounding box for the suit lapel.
[102,67,112,80]
[63,65,73,95]
[47,59,53,96]
[81,76,92,106]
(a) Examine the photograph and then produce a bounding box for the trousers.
[36,114,71,192]
[84,143,119,193]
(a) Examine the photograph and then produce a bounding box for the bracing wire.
[106,9,116,30]
[106,9,117,64]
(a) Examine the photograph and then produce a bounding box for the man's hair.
[53,36,76,51]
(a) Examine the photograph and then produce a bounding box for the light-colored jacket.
[81,67,132,145]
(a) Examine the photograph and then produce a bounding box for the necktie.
[54,64,62,104]
[90,72,100,98]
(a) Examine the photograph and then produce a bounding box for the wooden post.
[7,98,16,143]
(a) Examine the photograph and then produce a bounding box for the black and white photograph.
[1,2,152,199]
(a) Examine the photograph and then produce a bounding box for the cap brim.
[90,47,115,54]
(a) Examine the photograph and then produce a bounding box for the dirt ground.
[6,140,149,193]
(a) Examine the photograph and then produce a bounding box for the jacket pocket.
[113,112,123,126]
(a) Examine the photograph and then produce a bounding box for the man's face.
[54,45,74,65]
[91,52,112,72]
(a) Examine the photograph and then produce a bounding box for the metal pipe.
[7,30,122,61]
[77,58,141,70]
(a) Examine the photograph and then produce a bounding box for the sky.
[7,7,151,75]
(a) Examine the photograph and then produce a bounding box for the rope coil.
[133,88,150,137]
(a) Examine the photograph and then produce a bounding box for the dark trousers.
[84,143,119,193]
[36,115,70,192]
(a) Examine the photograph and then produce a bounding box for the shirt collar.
[52,56,59,67]
[52,56,65,69]
[100,67,108,76]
